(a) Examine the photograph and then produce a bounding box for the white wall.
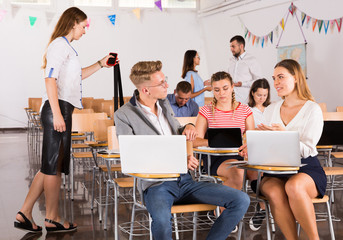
[0,2,207,128]
[198,0,343,110]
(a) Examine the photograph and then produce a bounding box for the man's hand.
[182,124,197,141]
[187,155,199,171]
[234,82,242,87]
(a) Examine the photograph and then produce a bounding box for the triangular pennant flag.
[280,18,285,30]
[323,20,330,34]
[264,35,268,45]
[269,32,273,44]
[288,3,296,16]
[306,16,311,28]
[244,28,248,38]
[132,8,140,20]
[256,36,260,45]
[312,18,317,32]
[29,16,37,27]
[0,9,7,22]
[261,37,265,48]
[11,4,21,18]
[108,14,116,26]
[330,20,335,33]
[301,12,306,26]
[317,20,323,33]
[252,35,256,45]
[86,18,91,30]
[275,26,279,38]
[45,11,55,26]
[248,32,251,41]
[336,18,342,32]
[155,0,162,11]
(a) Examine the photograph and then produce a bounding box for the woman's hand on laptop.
[187,155,199,171]
[257,123,285,131]
[182,124,197,141]
[238,143,248,158]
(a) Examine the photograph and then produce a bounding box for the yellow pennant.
[133,8,140,20]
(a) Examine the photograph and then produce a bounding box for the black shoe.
[14,211,42,233]
[249,204,266,231]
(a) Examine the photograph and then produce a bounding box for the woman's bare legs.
[261,177,298,240]
[286,173,319,240]
[16,171,45,229]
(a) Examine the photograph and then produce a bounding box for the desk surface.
[128,173,180,179]
[193,147,239,154]
[240,164,299,171]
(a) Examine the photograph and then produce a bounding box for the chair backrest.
[82,97,94,109]
[91,98,105,112]
[336,106,343,112]
[100,101,114,118]
[323,112,343,121]
[175,117,197,126]
[93,119,114,142]
[73,108,94,114]
[318,102,327,112]
[28,98,42,112]
[72,112,107,132]
[107,126,119,150]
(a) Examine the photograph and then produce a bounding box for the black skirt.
[201,154,244,176]
[40,100,74,175]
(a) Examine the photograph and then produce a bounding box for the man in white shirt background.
[228,35,262,104]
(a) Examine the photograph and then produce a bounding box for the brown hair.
[248,78,271,107]
[129,61,162,87]
[210,71,237,119]
[176,81,192,93]
[274,59,314,101]
[181,50,197,78]
[42,7,87,69]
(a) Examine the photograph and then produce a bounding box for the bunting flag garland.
[155,0,162,11]
[29,16,37,27]
[336,18,342,32]
[0,9,7,22]
[280,18,285,30]
[86,18,91,30]
[108,14,116,26]
[323,20,330,34]
[306,15,311,28]
[288,3,296,16]
[301,12,306,26]
[312,18,317,31]
[132,8,141,20]
[330,20,336,33]
[317,20,323,33]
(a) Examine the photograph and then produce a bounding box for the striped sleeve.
[199,104,212,120]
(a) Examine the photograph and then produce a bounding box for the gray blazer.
[114,90,188,191]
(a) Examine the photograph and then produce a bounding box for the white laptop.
[119,135,188,174]
[246,130,301,167]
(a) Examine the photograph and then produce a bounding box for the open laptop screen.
[318,121,343,145]
[207,128,242,148]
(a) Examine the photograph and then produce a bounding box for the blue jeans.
[143,173,250,240]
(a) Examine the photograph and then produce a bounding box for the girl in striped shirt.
[194,71,255,190]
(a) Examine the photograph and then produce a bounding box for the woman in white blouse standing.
[15,7,115,233]
[241,59,326,240]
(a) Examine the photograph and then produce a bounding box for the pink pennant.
[155,0,162,11]
[336,18,342,32]
[86,18,91,30]
[330,20,335,33]
[306,16,311,28]
[0,9,7,22]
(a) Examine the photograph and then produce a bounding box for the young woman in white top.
[241,59,326,240]
[248,78,271,127]
[14,7,115,233]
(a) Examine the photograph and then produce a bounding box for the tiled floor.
[1,132,342,240]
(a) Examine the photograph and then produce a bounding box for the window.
[11,0,50,3]
[74,0,112,7]
[119,0,196,9]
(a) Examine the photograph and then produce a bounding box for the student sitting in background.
[167,81,199,117]
[248,78,271,128]
[240,59,326,240]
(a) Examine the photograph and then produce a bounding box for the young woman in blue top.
[14,7,115,234]
[181,50,211,107]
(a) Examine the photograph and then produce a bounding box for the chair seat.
[171,203,217,214]
[312,195,329,204]
[332,152,343,158]
[324,167,343,176]
[72,152,93,158]
[72,143,90,149]
[113,177,134,188]
[72,136,87,141]
[99,164,121,172]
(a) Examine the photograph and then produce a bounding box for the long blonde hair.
[274,59,314,101]
[211,71,237,120]
[42,7,87,69]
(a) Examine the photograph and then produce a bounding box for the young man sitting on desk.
[114,60,250,240]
